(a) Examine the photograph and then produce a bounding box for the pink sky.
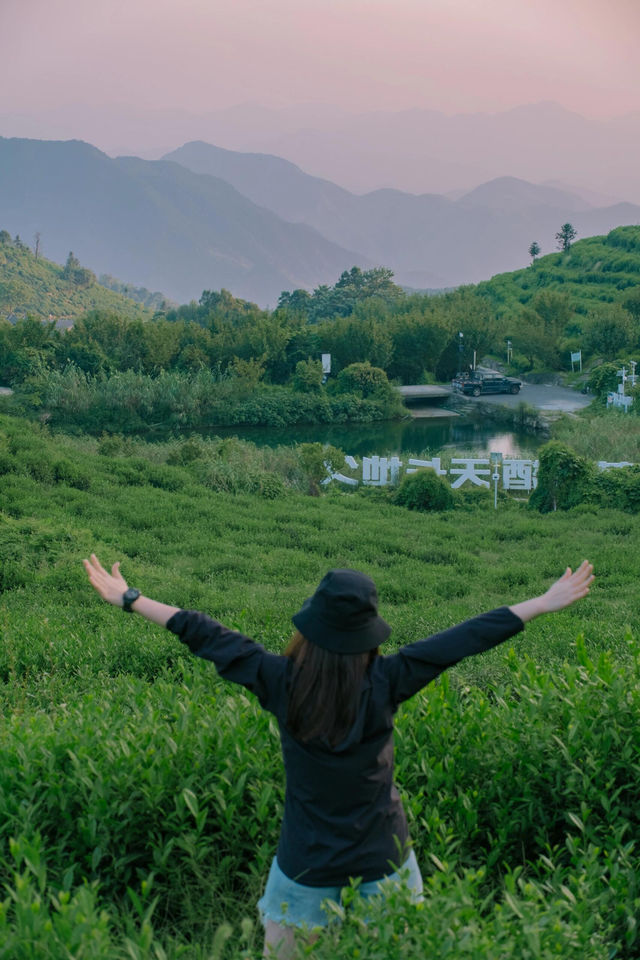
[2,0,640,119]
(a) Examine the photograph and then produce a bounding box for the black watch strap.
[122,587,141,613]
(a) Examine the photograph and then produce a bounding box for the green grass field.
[0,414,639,957]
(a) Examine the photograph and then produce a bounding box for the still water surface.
[204,415,542,459]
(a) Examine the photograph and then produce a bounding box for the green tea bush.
[0,673,283,930]
[393,468,456,512]
[53,458,91,490]
[0,834,172,960]
[295,860,611,960]
[0,412,640,956]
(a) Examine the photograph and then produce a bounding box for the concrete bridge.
[395,384,452,400]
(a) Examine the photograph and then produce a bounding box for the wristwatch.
[122,587,141,613]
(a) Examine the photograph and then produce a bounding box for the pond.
[199,412,543,459]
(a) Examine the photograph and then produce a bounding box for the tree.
[529,441,594,512]
[583,305,633,359]
[293,357,323,392]
[34,232,41,259]
[277,288,312,314]
[528,241,540,264]
[555,223,577,252]
[63,252,81,279]
[516,291,574,369]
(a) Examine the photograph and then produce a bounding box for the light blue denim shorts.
[257,850,424,928]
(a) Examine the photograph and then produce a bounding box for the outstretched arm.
[384,560,594,707]
[509,560,594,624]
[83,553,179,627]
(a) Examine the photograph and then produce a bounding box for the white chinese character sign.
[322,453,540,493]
[322,452,633,496]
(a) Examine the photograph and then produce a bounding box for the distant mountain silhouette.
[2,135,639,307]
[4,101,640,200]
[165,142,640,289]
[456,177,592,212]
[0,137,369,305]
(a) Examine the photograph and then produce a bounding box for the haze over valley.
[1,125,639,307]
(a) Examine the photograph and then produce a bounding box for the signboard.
[323,452,635,494]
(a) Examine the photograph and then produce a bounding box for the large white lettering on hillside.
[323,455,635,492]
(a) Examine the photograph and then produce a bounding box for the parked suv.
[452,371,522,397]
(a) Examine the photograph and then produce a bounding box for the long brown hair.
[285,631,378,746]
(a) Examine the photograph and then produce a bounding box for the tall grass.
[552,407,640,462]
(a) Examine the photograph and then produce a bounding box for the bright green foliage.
[298,442,345,495]
[278,266,403,322]
[8,366,400,432]
[0,240,151,321]
[529,441,595,512]
[552,407,640,461]
[588,362,621,399]
[393,468,455,512]
[479,226,640,324]
[334,361,394,399]
[0,834,170,958]
[292,357,323,392]
[593,464,640,512]
[583,304,634,359]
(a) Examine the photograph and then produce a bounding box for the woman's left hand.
[83,553,129,607]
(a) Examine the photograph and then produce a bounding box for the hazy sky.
[2,0,640,119]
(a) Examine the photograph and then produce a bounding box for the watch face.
[123,588,140,610]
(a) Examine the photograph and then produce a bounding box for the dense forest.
[1,226,640,431]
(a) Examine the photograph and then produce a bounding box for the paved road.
[466,382,591,413]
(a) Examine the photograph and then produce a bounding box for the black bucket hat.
[292,569,391,653]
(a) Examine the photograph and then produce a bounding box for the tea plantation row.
[0,415,639,957]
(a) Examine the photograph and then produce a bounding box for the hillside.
[164,141,640,289]
[0,236,153,321]
[477,225,640,318]
[0,137,369,307]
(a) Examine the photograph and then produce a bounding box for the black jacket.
[167,606,523,886]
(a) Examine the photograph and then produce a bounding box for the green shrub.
[334,361,393,399]
[593,464,640,512]
[253,472,286,500]
[166,437,205,465]
[292,357,323,392]
[298,442,345,495]
[529,441,595,512]
[393,468,456,512]
[588,362,620,399]
[97,433,125,457]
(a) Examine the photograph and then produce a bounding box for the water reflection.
[201,416,542,459]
